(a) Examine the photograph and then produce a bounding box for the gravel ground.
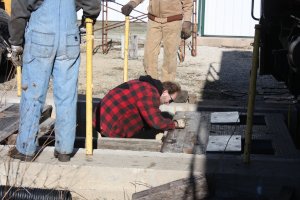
[0,22,266,103]
[77,43,254,102]
[0,43,255,102]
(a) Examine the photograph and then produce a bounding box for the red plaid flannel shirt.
[94,80,175,138]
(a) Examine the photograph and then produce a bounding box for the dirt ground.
[0,22,255,103]
[77,43,253,102]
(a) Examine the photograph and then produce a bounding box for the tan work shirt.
[131,0,193,22]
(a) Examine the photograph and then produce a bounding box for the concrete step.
[0,145,206,200]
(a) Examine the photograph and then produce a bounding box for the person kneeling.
[93,75,185,139]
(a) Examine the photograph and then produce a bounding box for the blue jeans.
[16,0,80,156]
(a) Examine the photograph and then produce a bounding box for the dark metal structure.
[0,3,12,81]
[257,0,300,96]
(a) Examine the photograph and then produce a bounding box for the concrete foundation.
[0,146,206,199]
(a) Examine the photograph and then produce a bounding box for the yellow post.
[244,24,261,164]
[123,16,130,82]
[85,18,94,155]
[16,66,21,97]
[3,0,11,15]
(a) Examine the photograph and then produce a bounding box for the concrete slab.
[197,37,253,49]
[210,111,240,124]
[0,145,206,200]
[206,135,242,152]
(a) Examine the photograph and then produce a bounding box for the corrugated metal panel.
[203,0,260,37]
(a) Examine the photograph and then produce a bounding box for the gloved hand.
[121,1,137,16]
[181,21,192,40]
[79,16,96,34]
[11,45,23,67]
[174,119,186,129]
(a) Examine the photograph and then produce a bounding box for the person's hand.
[79,19,86,34]
[121,1,137,16]
[79,16,96,34]
[174,119,186,129]
[181,21,192,40]
[10,45,23,67]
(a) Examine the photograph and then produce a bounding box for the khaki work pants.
[143,19,182,82]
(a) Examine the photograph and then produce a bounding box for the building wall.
[201,0,260,37]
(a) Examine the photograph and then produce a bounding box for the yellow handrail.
[16,65,21,97]
[3,0,11,15]
[85,18,94,155]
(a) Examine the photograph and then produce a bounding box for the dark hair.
[162,81,181,94]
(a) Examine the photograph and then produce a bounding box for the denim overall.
[16,0,80,156]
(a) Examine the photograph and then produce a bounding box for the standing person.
[8,0,100,162]
[121,0,193,82]
[93,75,186,139]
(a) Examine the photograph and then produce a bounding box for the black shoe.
[54,150,71,162]
[9,147,35,162]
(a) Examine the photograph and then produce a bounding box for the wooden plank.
[38,118,55,137]
[98,138,162,152]
[132,175,208,200]
[265,113,300,158]
[0,103,13,113]
[0,104,53,142]
[161,111,209,154]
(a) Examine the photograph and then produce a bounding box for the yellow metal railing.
[16,65,21,96]
[244,24,261,163]
[85,18,94,155]
[3,0,11,15]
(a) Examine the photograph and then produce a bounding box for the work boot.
[174,90,189,103]
[8,147,35,162]
[54,150,71,162]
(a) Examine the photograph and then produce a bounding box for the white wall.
[77,0,149,21]
[203,0,260,37]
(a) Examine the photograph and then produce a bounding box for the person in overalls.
[8,0,100,162]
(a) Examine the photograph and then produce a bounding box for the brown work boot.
[174,90,189,103]
[8,147,35,162]
[54,150,71,162]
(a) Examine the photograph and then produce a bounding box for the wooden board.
[265,113,300,158]
[161,111,209,154]
[98,138,162,152]
[0,104,52,142]
[132,175,208,200]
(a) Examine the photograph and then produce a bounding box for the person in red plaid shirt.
[93,75,185,138]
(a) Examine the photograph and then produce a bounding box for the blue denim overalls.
[16,0,80,156]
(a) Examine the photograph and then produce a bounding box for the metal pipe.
[106,15,147,31]
[16,65,21,96]
[123,16,130,82]
[251,0,259,21]
[244,24,261,164]
[191,0,197,57]
[85,18,94,155]
[94,15,147,32]
[114,1,147,16]
[102,0,108,54]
